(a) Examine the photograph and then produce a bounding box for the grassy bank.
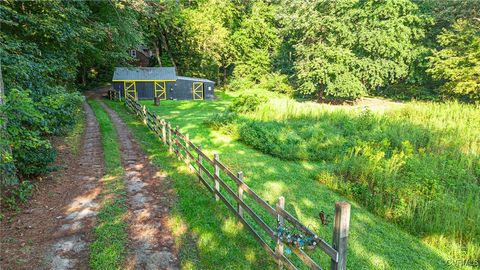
[228,98,480,262]
[88,100,128,269]
[105,96,455,270]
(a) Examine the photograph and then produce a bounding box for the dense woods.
[0,0,479,268]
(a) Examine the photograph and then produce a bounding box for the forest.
[0,0,479,269]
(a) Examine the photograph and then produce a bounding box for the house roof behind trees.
[113,67,177,81]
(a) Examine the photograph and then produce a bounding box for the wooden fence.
[107,89,121,101]
[111,92,351,270]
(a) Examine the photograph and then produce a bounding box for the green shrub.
[0,114,17,186]
[37,88,84,135]
[3,180,35,211]
[225,77,256,92]
[229,94,267,114]
[258,73,294,96]
[204,109,238,130]
[3,89,56,177]
[428,19,480,102]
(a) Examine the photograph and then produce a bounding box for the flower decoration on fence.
[276,225,319,254]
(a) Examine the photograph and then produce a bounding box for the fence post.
[213,153,220,201]
[142,105,147,125]
[175,126,180,158]
[330,202,351,270]
[168,122,173,153]
[185,133,191,166]
[197,145,203,181]
[237,171,244,218]
[275,196,285,269]
[155,115,161,137]
[161,119,166,144]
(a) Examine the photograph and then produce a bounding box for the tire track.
[98,100,179,270]
[42,101,104,269]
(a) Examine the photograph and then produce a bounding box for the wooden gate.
[193,82,204,100]
[124,82,137,100]
[155,81,166,100]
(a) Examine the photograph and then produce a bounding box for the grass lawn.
[105,93,457,270]
[88,100,128,269]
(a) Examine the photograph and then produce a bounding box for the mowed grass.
[88,100,128,269]
[105,94,457,270]
[105,98,275,270]
[65,105,86,156]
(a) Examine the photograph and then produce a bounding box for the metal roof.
[177,76,215,84]
[112,67,177,81]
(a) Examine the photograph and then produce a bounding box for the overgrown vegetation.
[89,100,128,269]
[1,0,144,202]
[209,93,480,263]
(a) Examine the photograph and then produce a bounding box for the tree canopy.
[428,19,480,100]
[1,0,479,187]
[279,0,429,99]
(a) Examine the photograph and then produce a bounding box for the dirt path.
[98,100,179,270]
[0,102,104,269]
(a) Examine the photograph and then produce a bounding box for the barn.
[112,67,215,100]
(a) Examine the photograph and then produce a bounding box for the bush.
[428,19,480,102]
[204,109,238,130]
[2,180,35,211]
[37,88,85,135]
[229,94,267,114]
[3,89,56,177]
[225,77,256,92]
[258,73,294,96]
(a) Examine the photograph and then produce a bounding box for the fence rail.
[111,91,351,270]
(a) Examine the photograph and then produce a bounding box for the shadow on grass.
[105,100,275,269]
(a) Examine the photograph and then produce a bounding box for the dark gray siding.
[171,78,215,100]
[174,79,194,100]
[136,82,155,99]
[204,82,215,100]
[166,82,176,100]
[112,79,215,100]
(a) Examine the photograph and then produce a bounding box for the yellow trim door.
[124,81,137,100]
[193,82,204,100]
[154,81,166,100]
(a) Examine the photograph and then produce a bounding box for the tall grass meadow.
[219,97,480,262]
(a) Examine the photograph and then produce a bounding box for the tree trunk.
[160,30,176,69]
[155,39,162,67]
[0,64,4,106]
[82,66,87,86]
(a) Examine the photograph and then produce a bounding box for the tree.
[140,0,182,68]
[428,19,480,101]
[231,1,280,81]
[179,0,239,82]
[0,0,143,189]
[280,0,428,100]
